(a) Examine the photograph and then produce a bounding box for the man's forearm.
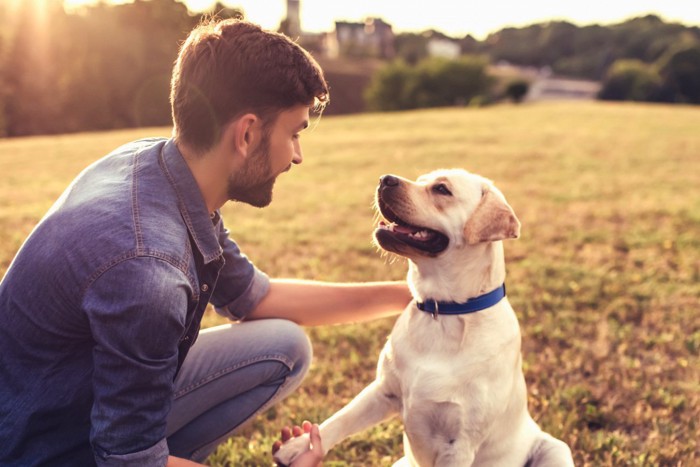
[246,279,411,326]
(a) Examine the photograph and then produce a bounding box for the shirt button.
[201,283,209,292]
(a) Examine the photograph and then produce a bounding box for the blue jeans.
[165,319,312,462]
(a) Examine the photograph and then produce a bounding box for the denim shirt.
[0,138,270,466]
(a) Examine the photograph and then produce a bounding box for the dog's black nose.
[380,175,399,187]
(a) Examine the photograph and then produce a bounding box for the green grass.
[1,101,699,465]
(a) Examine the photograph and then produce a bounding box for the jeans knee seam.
[188,360,302,460]
[173,353,294,400]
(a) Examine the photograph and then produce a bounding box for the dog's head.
[374,169,520,259]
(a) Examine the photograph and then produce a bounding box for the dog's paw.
[273,433,311,466]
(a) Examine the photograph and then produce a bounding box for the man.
[0,19,410,466]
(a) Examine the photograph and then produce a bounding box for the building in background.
[325,18,395,59]
[285,0,301,38]
[526,76,601,101]
[491,62,601,101]
[279,0,301,39]
[426,35,461,59]
[280,0,395,59]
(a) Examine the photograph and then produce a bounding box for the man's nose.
[380,174,399,187]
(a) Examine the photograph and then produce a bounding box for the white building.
[427,37,461,59]
[527,77,602,101]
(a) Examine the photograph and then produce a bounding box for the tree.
[394,33,429,65]
[598,59,661,102]
[0,0,199,137]
[364,61,412,111]
[505,80,529,103]
[658,45,700,104]
[365,56,492,111]
[4,0,66,136]
[481,16,700,81]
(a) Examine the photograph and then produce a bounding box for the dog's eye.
[432,183,452,196]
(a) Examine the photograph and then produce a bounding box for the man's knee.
[265,319,312,378]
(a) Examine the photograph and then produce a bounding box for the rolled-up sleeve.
[210,221,270,320]
[94,438,169,467]
[82,256,190,466]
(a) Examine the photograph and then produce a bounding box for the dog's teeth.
[410,230,430,239]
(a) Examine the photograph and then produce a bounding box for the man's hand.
[272,421,323,467]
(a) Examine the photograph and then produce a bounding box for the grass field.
[1,101,699,466]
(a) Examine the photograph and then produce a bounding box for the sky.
[61,0,700,39]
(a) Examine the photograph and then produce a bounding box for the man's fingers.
[308,424,323,455]
[280,426,292,442]
[272,422,323,467]
[272,440,282,454]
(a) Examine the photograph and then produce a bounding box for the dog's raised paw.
[273,433,311,466]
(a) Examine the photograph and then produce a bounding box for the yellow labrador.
[275,169,574,466]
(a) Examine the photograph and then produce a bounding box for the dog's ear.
[463,187,521,244]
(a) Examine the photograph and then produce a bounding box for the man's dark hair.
[170,19,329,153]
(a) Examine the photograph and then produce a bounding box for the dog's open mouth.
[375,197,449,255]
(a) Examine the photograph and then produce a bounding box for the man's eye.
[432,183,452,196]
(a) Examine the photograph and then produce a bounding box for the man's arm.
[245,279,412,326]
[84,258,188,466]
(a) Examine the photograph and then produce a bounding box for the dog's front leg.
[319,379,401,451]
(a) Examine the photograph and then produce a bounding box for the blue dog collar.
[417,284,506,318]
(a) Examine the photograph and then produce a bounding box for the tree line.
[392,15,700,106]
[0,2,698,138]
[395,15,700,81]
[0,0,242,138]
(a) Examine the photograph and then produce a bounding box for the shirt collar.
[159,139,223,264]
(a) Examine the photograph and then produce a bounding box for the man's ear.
[229,113,258,158]
[463,188,521,244]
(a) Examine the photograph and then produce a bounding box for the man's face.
[227,105,310,207]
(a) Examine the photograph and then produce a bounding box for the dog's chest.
[382,304,521,403]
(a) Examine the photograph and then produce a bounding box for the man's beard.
[227,137,276,208]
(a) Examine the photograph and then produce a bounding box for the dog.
[274,169,574,466]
